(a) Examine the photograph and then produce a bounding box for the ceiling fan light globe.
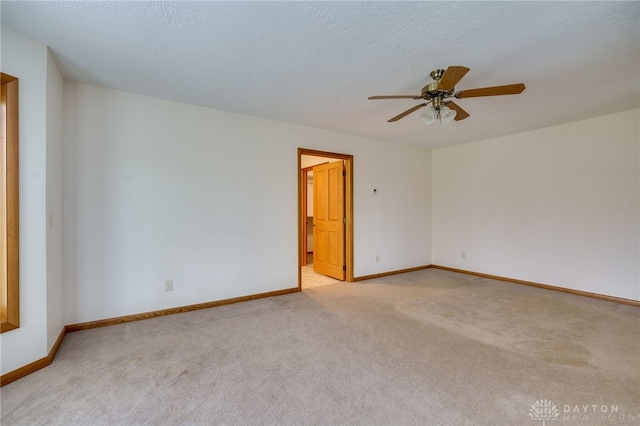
[440,106,457,126]
[421,107,437,126]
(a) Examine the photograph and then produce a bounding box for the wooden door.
[313,161,345,280]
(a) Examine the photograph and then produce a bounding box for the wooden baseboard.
[353,265,432,282]
[1,327,67,387]
[3,268,635,387]
[2,288,299,386]
[66,287,300,332]
[431,265,640,307]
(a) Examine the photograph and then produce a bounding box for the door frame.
[298,148,354,290]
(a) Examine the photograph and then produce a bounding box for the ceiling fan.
[368,66,525,125]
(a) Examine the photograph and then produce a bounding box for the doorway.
[298,148,354,290]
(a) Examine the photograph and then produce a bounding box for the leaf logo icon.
[529,399,559,426]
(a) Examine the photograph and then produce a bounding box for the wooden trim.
[1,327,66,387]
[0,74,18,84]
[0,80,6,325]
[345,157,354,282]
[431,265,640,307]
[301,169,308,267]
[299,149,353,161]
[1,73,19,333]
[66,287,299,332]
[353,265,433,282]
[354,264,639,306]
[49,326,68,361]
[4,265,631,386]
[1,357,50,388]
[298,148,354,287]
[2,288,299,385]
[298,152,303,290]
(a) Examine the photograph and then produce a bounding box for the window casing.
[1,72,19,333]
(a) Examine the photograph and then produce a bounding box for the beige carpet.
[2,268,639,425]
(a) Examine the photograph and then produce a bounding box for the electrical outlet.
[375,255,380,263]
[165,280,173,292]
[461,252,467,260]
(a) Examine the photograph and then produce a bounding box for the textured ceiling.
[2,1,639,149]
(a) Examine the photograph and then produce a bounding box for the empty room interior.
[1,2,639,425]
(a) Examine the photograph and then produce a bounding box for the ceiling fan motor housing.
[421,82,455,103]
[422,69,456,100]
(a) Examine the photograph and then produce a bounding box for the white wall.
[432,109,640,300]
[64,82,432,324]
[0,28,49,374]
[355,145,431,274]
[45,49,65,349]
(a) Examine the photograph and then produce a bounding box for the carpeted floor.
[2,268,639,425]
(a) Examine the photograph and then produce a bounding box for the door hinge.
[343,265,346,271]
[343,217,346,224]
[342,170,346,177]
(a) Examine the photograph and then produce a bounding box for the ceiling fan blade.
[456,83,526,98]
[437,66,470,91]
[369,95,422,100]
[445,101,470,121]
[388,103,428,122]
